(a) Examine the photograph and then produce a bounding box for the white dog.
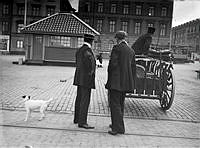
[22,95,53,121]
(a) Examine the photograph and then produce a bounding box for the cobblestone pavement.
[1,110,200,148]
[0,55,200,147]
[1,55,200,122]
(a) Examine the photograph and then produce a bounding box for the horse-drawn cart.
[126,50,175,110]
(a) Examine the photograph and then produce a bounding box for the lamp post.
[196,35,199,53]
[24,0,27,26]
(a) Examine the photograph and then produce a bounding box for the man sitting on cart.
[131,27,155,55]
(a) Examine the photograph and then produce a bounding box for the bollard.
[18,58,23,65]
[195,70,200,79]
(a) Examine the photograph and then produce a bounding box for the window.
[85,2,90,12]
[147,23,154,28]
[108,40,114,51]
[94,40,101,51]
[84,18,90,25]
[17,41,23,48]
[2,4,9,15]
[161,7,167,16]
[46,6,55,16]
[123,5,129,14]
[109,21,116,33]
[111,4,116,13]
[78,37,84,48]
[148,6,154,16]
[136,5,142,15]
[61,37,70,47]
[121,21,128,32]
[17,4,25,15]
[2,21,9,32]
[97,3,103,13]
[49,36,71,47]
[135,22,141,34]
[32,5,40,16]
[17,23,24,33]
[160,24,166,36]
[193,26,196,33]
[97,19,103,32]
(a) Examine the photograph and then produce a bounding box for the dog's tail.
[47,98,53,103]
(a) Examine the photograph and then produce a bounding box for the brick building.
[171,18,200,56]
[77,0,174,54]
[0,0,75,54]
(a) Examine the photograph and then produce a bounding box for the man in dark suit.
[105,31,136,135]
[131,27,155,55]
[73,34,96,129]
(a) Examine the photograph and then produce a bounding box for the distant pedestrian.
[96,53,103,67]
[73,34,96,129]
[105,31,136,135]
[131,27,155,55]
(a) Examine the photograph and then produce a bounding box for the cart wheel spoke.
[160,67,175,110]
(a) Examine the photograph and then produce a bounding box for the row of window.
[15,36,83,49]
[1,19,167,36]
[16,4,55,16]
[2,3,56,16]
[187,25,200,33]
[15,37,112,52]
[49,36,84,48]
[84,2,168,17]
[49,36,114,51]
[85,19,167,36]
[173,25,200,41]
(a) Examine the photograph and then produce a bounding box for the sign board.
[0,35,10,51]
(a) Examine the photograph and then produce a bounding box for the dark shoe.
[109,124,112,128]
[108,130,118,135]
[108,130,124,135]
[78,124,95,129]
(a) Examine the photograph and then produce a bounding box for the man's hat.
[147,27,155,34]
[115,31,127,40]
[84,34,95,40]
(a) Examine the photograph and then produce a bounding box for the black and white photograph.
[0,0,200,147]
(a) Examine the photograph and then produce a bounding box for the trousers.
[109,89,125,133]
[74,86,91,125]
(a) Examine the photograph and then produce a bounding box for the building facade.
[171,19,200,56]
[77,0,173,54]
[0,0,75,54]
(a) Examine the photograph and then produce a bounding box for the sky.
[69,0,200,27]
[172,0,200,27]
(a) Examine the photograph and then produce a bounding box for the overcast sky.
[69,0,200,27]
[173,0,200,27]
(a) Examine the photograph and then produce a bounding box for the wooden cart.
[125,50,175,110]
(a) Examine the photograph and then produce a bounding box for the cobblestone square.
[0,55,200,147]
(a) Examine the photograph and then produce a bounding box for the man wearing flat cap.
[73,34,96,129]
[105,31,136,135]
[132,27,155,55]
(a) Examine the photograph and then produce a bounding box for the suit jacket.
[105,41,136,92]
[131,33,152,55]
[73,44,96,89]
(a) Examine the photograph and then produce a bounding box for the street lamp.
[24,0,27,26]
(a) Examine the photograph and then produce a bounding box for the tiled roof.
[21,13,99,36]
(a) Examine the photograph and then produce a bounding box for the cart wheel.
[160,67,175,110]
